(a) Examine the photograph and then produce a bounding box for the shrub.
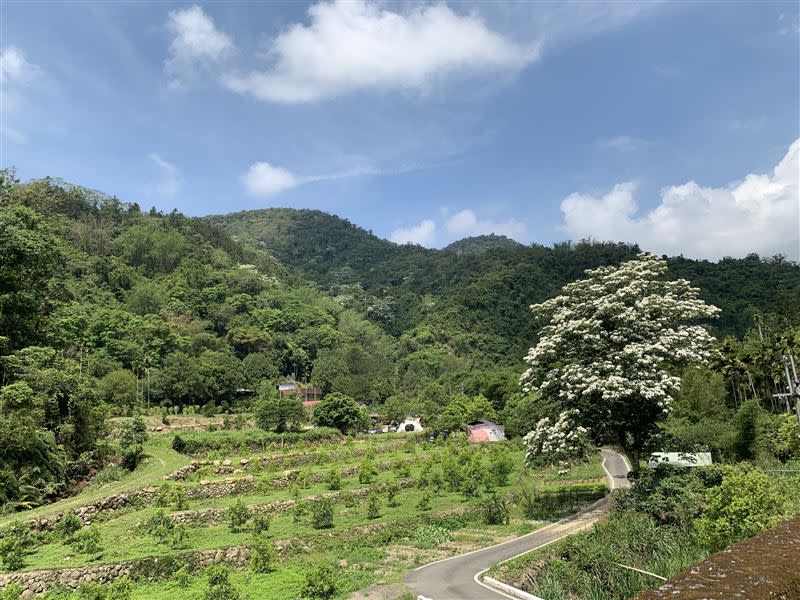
[227,499,251,533]
[146,509,175,542]
[385,482,400,507]
[358,460,378,484]
[695,467,790,552]
[523,410,590,466]
[393,462,411,479]
[481,494,510,525]
[171,435,187,454]
[0,535,25,571]
[202,564,240,600]
[172,565,192,588]
[324,469,342,491]
[412,525,452,549]
[302,563,337,599]
[105,577,133,600]
[249,535,277,573]
[417,490,432,512]
[56,512,84,540]
[252,514,271,535]
[170,524,188,549]
[121,445,144,471]
[70,527,103,557]
[310,497,335,529]
[366,491,381,519]
[490,447,515,486]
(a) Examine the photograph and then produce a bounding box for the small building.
[648,452,713,469]
[466,420,506,443]
[278,382,322,404]
[396,417,424,433]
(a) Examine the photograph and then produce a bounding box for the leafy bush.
[617,466,706,526]
[324,469,342,491]
[358,460,378,484]
[249,535,277,573]
[310,497,335,529]
[119,417,148,448]
[490,447,515,486]
[481,493,510,525]
[417,490,432,512]
[0,534,25,571]
[366,491,381,519]
[202,564,240,600]
[146,509,175,542]
[121,445,145,471]
[393,461,411,478]
[227,499,251,533]
[56,512,84,540]
[70,527,103,557]
[695,467,790,552]
[385,482,400,507]
[411,525,452,549]
[302,562,337,599]
[171,435,187,454]
[252,514,271,535]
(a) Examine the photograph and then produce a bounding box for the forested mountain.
[207,208,800,355]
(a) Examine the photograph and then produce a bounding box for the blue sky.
[2,1,798,259]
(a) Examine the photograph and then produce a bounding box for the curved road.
[405,449,630,600]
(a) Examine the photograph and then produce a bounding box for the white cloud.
[222,0,539,103]
[148,153,181,197]
[598,136,650,152]
[242,162,298,197]
[560,139,800,260]
[390,219,437,246]
[1,47,39,83]
[445,209,526,239]
[1,47,44,144]
[165,5,233,86]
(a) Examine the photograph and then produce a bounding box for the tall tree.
[520,254,720,471]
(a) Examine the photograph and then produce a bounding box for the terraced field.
[0,431,608,599]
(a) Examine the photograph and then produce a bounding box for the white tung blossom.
[523,410,589,465]
[520,254,719,463]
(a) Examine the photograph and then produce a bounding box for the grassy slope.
[0,435,187,528]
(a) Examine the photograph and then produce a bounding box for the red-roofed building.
[466,420,506,443]
[278,382,322,405]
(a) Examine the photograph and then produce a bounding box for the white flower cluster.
[520,255,719,423]
[523,409,589,466]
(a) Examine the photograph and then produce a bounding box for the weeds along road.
[405,449,630,600]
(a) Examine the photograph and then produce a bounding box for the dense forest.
[2,172,799,511]
[207,208,800,352]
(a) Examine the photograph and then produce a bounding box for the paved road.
[405,449,630,600]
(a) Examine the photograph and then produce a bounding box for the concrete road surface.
[405,449,630,600]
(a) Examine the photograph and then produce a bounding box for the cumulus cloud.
[165,5,233,86]
[561,139,800,260]
[390,219,437,246]
[445,209,527,239]
[242,162,298,197]
[1,46,45,143]
[148,153,181,197]
[222,0,539,103]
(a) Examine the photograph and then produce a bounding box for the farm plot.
[0,435,607,599]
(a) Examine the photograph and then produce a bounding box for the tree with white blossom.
[523,409,590,466]
[520,254,720,472]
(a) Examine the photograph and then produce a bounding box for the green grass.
[0,435,188,528]
[3,436,609,600]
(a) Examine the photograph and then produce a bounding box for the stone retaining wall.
[0,546,250,598]
[171,478,416,526]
